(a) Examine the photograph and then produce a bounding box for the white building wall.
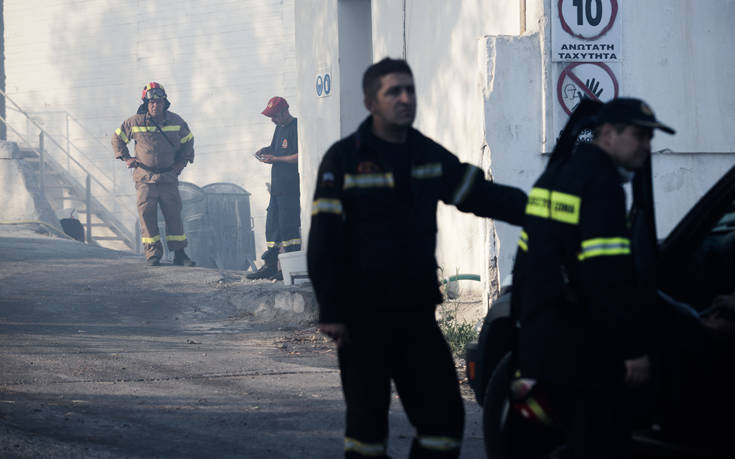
[296,1,536,302]
[294,0,735,306]
[294,0,342,238]
[4,0,297,253]
[365,1,526,300]
[485,0,735,280]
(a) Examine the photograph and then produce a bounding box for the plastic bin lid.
[202,182,251,195]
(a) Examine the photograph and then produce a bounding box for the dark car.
[466,160,735,458]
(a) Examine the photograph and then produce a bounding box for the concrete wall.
[482,33,547,284]
[338,0,372,138]
[4,0,297,253]
[294,0,342,236]
[0,141,63,232]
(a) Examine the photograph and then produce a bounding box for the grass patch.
[437,301,479,360]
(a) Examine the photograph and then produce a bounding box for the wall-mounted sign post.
[551,0,623,144]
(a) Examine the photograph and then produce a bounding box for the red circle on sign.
[557,62,619,115]
[558,0,618,41]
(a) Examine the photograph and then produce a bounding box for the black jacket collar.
[355,116,421,153]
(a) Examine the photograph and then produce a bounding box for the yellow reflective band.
[344,437,386,456]
[166,234,187,241]
[550,191,581,224]
[311,198,343,216]
[518,230,528,252]
[416,435,462,451]
[266,241,277,248]
[526,188,581,225]
[141,235,161,243]
[526,187,550,218]
[451,164,481,205]
[130,125,181,133]
[280,238,301,247]
[343,173,395,189]
[577,237,631,261]
[131,126,156,133]
[412,162,443,179]
[180,132,193,143]
[525,397,553,425]
[115,128,129,143]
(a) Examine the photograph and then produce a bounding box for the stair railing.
[0,88,137,248]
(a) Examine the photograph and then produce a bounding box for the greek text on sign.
[557,62,618,115]
[552,0,621,62]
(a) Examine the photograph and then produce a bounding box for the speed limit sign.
[552,0,622,62]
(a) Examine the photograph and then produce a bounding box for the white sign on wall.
[551,61,621,148]
[552,0,622,62]
[557,62,619,114]
[315,63,332,98]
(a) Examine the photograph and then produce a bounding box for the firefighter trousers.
[136,181,187,260]
[265,192,301,253]
[338,307,464,458]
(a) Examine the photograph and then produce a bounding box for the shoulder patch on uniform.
[319,171,335,187]
[281,139,288,148]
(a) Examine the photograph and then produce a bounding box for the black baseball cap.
[596,97,675,134]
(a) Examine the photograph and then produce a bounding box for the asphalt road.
[0,228,484,458]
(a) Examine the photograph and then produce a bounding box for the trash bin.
[135,181,255,271]
[202,183,257,271]
[150,181,211,264]
[177,181,211,266]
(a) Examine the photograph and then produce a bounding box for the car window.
[712,200,735,234]
[679,199,735,308]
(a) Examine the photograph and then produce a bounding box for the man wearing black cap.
[509,98,675,458]
[247,96,300,280]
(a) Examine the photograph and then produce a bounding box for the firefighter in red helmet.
[112,82,195,266]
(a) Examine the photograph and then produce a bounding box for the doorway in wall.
[338,0,372,137]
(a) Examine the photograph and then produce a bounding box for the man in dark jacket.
[510,98,675,458]
[247,96,300,280]
[307,58,527,458]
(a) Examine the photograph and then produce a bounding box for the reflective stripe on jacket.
[112,111,194,183]
[511,142,649,386]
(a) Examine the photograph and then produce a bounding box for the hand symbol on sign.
[585,78,603,98]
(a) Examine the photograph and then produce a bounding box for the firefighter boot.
[173,249,195,267]
[147,256,161,266]
[246,248,278,279]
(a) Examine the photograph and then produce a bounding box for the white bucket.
[278,250,309,285]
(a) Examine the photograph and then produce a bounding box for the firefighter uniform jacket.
[112,111,194,184]
[307,116,527,323]
[511,142,649,387]
[269,118,299,196]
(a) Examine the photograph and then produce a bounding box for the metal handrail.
[0,89,138,224]
[0,90,112,193]
[25,109,118,186]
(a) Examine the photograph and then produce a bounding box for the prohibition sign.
[558,0,618,41]
[557,62,618,115]
[316,75,323,96]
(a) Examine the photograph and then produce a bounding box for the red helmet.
[141,82,167,101]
